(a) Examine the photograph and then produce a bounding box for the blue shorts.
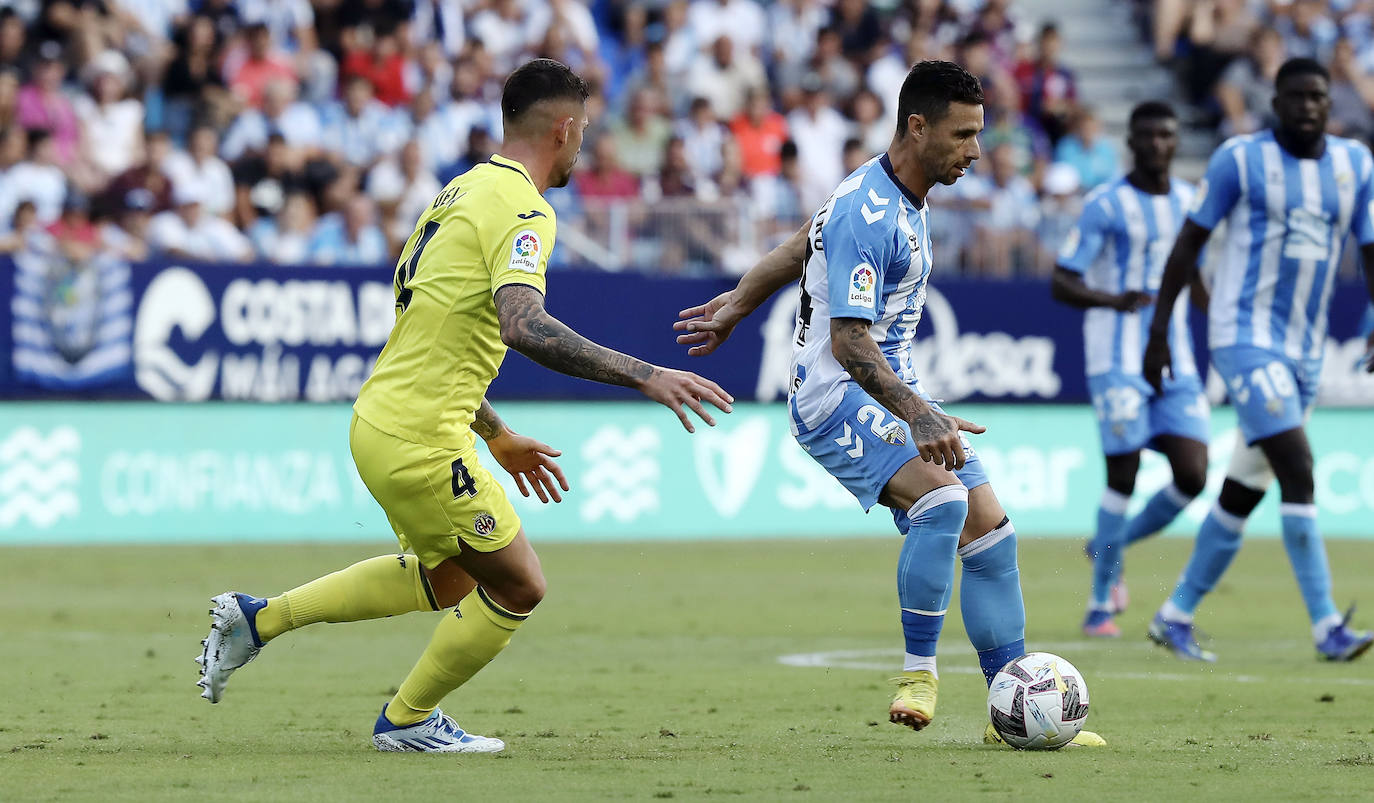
[1086,371,1210,456]
[793,383,989,523]
[1211,345,1318,445]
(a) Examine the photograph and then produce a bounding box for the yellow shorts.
[349,412,521,569]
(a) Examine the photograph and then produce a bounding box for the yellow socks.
[254,554,437,642]
[384,587,527,726]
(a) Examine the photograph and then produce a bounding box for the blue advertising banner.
[3,255,1372,404]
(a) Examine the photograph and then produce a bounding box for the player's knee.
[1172,467,1206,499]
[507,575,546,614]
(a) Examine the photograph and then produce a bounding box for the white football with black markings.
[987,652,1090,750]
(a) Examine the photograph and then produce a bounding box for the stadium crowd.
[0,0,1369,276]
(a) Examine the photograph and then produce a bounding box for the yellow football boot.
[983,722,1107,747]
[889,671,938,730]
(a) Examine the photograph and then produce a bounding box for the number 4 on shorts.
[451,458,477,498]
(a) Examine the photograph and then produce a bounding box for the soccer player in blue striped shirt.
[1054,101,1210,639]
[1144,58,1374,662]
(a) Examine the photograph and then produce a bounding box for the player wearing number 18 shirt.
[194,59,732,753]
[1144,58,1374,663]
[676,61,1103,746]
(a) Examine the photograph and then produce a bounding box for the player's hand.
[638,367,734,433]
[674,292,744,356]
[1143,333,1172,393]
[1113,290,1153,312]
[909,410,985,471]
[486,431,569,504]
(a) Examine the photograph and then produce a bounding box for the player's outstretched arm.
[674,221,810,356]
[830,317,985,470]
[1050,266,1152,311]
[472,398,569,503]
[496,284,734,432]
[1144,220,1213,392]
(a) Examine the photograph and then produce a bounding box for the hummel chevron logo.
[862,188,889,225]
[516,210,547,219]
[834,423,864,459]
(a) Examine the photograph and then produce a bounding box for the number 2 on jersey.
[395,220,440,313]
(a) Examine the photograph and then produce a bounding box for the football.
[987,652,1090,750]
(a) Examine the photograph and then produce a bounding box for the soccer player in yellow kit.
[195,59,733,753]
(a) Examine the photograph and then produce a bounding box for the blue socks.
[959,518,1026,685]
[1167,504,1245,617]
[1124,483,1194,546]
[897,485,968,673]
[1090,489,1130,610]
[1279,503,1339,624]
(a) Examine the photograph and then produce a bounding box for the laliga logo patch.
[848,264,876,309]
[509,230,541,273]
[473,512,497,537]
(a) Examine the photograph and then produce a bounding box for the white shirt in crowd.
[367,159,442,243]
[147,208,254,262]
[0,161,67,227]
[688,0,767,54]
[74,96,145,177]
[787,104,849,212]
[162,150,235,218]
[220,103,323,162]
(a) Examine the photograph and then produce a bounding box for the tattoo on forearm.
[832,318,931,424]
[496,285,655,387]
[473,398,505,441]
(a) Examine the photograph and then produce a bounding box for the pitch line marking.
[777,647,1374,686]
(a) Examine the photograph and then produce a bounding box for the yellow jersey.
[354,154,556,449]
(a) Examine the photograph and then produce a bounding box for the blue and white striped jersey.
[1191,130,1374,362]
[789,154,933,433]
[1058,176,1197,378]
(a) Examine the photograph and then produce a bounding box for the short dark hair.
[501,59,589,126]
[895,60,984,136]
[1276,57,1329,88]
[1128,100,1176,129]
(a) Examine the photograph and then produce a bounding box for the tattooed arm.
[472,398,510,441]
[495,284,734,432]
[829,316,984,470]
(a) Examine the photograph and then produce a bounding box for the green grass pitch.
[3,536,1374,801]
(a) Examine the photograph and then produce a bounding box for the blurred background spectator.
[0,0,1367,277]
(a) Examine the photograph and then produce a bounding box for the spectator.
[767,0,826,79]
[1053,108,1119,192]
[751,138,805,235]
[307,195,388,265]
[1215,27,1284,138]
[964,143,1041,278]
[675,97,726,185]
[0,200,42,252]
[830,0,882,63]
[0,11,31,79]
[409,0,466,60]
[159,14,231,143]
[1014,23,1077,146]
[687,0,766,57]
[1174,0,1260,105]
[785,25,859,102]
[16,43,80,167]
[576,136,640,200]
[231,132,315,229]
[849,87,890,156]
[97,128,174,221]
[340,21,411,107]
[0,128,66,227]
[611,87,672,179]
[730,87,788,179]
[367,139,441,246]
[1277,0,1338,63]
[249,190,316,264]
[147,182,254,262]
[841,136,869,176]
[74,50,144,185]
[0,124,26,173]
[0,68,19,132]
[46,192,99,262]
[687,36,766,121]
[100,188,155,261]
[220,78,323,163]
[647,136,707,202]
[1036,161,1081,274]
[467,0,527,74]
[621,41,682,119]
[226,22,297,110]
[978,79,1049,188]
[320,75,406,168]
[786,75,848,212]
[397,90,467,177]
[164,124,235,218]
[659,0,698,79]
[1328,36,1374,142]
